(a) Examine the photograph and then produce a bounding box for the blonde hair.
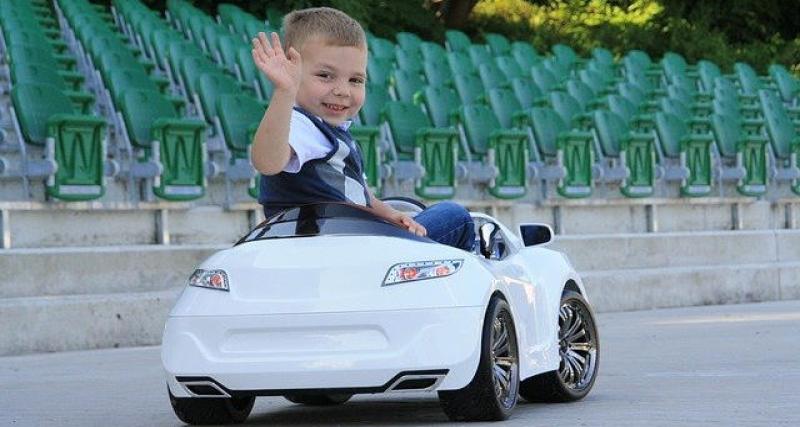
[283,7,366,50]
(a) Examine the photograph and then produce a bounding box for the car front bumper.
[162,306,484,397]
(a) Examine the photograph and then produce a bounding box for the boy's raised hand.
[252,32,301,93]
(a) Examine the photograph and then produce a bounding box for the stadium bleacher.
[1,0,799,355]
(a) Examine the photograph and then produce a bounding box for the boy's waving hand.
[252,32,302,94]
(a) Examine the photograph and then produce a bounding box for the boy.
[250,7,474,252]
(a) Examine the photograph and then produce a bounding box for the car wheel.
[438,296,519,421]
[520,290,599,402]
[168,389,254,425]
[284,393,352,405]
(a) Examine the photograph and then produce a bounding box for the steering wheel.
[380,197,427,216]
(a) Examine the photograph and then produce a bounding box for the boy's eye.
[316,73,333,80]
[350,77,365,85]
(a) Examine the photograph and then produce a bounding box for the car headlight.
[382,259,463,286]
[188,269,229,291]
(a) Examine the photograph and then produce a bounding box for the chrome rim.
[491,310,518,407]
[558,300,598,390]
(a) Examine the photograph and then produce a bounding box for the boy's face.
[295,36,367,126]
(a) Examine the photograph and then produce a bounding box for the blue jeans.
[414,201,475,252]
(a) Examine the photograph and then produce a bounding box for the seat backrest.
[511,77,543,109]
[768,63,800,102]
[531,65,558,93]
[197,72,241,120]
[488,87,522,128]
[453,72,485,105]
[592,47,614,67]
[121,89,178,148]
[11,83,75,145]
[617,82,645,107]
[660,98,692,121]
[623,49,654,73]
[607,95,637,122]
[511,41,540,71]
[9,61,68,90]
[423,58,453,88]
[418,85,460,128]
[369,37,396,60]
[552,43,578,69]
[495,55,524,81]
[710,112,742,158]
[446,51,476,77]
[392,68,425,103]
[217,94,264,155]
[542,57,569,80]
[734,62,762,96]
[383,101,432,155]
[528,107,568,157]
[697,59,721,93]
[396,32,422,55]
[485,33,511,56]
[593,110,628,157]
[395,46,423,73]
[759,89,796,158]
[478,61,508,92]
[419,41,447,65]
[655,111,688,158]
[661,51,688,77]
[181,54,218,95]
[566,79,594,111]
[445,30,471,52]
[108,67,160,104]
[360,84,391,126]
[549,91,582,125]
[217,34,244,72]
[458,103,501,155]
[367,56,393,87]
[468,44,493,68]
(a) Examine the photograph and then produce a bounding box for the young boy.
[250,7,474,252]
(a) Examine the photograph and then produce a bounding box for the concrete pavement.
[2,300,799,426]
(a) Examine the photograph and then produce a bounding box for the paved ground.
[2,300,799,426]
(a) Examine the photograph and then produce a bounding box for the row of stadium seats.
[1,0,798,204]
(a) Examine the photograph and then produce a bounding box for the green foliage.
[467,0,799,74]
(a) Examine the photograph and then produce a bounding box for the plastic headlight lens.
[383,259,463,286]
[188,269,229,291]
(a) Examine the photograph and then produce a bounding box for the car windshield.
[236,203,433,245]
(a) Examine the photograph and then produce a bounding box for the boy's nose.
[332,84,349,97]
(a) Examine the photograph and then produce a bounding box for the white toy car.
[162,199,599,424]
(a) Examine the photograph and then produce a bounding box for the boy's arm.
[250,32,302,176]
[367,192,427,237]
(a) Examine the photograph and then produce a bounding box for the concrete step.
[0,288,180,356]
[0,245,224,298]
[583,261,800,312]
[551,230,800,271]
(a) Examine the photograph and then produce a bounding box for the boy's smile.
[295,36,367,126]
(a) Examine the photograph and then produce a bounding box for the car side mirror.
[479,223,498,259]
[519,223,553,247]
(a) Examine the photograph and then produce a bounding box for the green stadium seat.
[119,89,207,201]
[235,45,273,101]
[709,111,768,196]
[549,91,592,130]
[758,89,800,194]
[510,77,545,109]
[542,57,570,82]
[510,41,540,71]
[9,62,94,114]
[468,44,493,68]
[530,65,560,93]
[367,56,393,88]
[768,64,800,103]
[479,61,510,92]
[515,107,593,198]
[368,37,396,60]
[552,43,581,69]
[591,47,614,68]
[454,104,529,198]
[419,41,447,65]
[391,68,425,103]
[446,51,477,77]
[415,85,460,128]
[566,79,599,111]
[350,126,383,196]
[592,109,656,197]
[422,57,453,88]
[734,62,769,97]
[395,47,423,73]
[495,55,525,81]
[217,94,262,198]
[396,32,423,55]
[197,73,240,129]
[453,72,486,105]
[360,84,391,126]
[445,30,471,53]
[654,111,714,196]
[381,101,460,199]
[485,33,511,56]
[487,88,525,129]
[11,83,108,201]
[697,60,722,93]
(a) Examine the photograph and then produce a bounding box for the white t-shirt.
[283,110,353,173]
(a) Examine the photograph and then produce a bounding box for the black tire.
[283,393,352,405]
[519,290,599,403]
[168,389,254,425]
[438,296,519,421]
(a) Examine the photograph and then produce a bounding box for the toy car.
[162,199,599,424]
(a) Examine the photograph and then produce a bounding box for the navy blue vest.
[258,107,371,218]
